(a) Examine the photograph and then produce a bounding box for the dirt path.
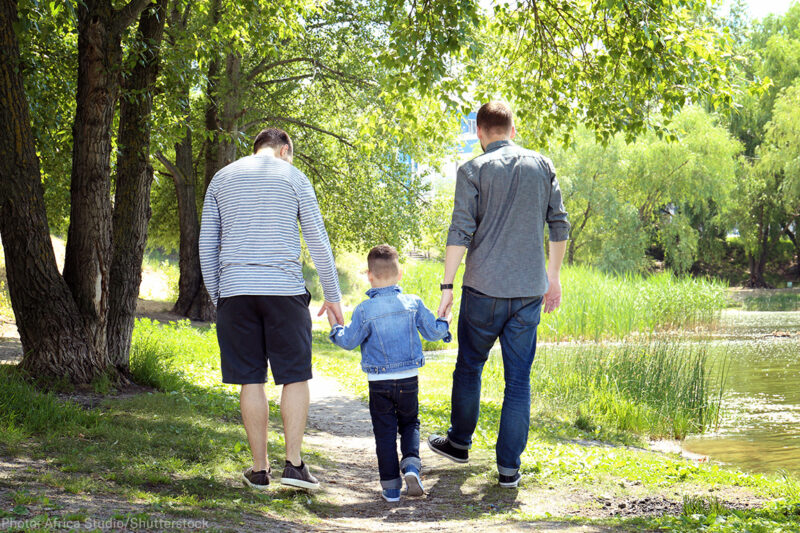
[301,377,627,532]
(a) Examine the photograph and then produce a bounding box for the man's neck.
[255,147,279,158]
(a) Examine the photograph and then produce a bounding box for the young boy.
[327,244,451,502]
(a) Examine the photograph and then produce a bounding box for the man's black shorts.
[216,292,312,385]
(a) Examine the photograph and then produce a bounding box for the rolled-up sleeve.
[545,160,570,242]
[199,181,221,306]
[446,166,479,247]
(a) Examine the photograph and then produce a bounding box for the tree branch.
[245,56,375,87]
[245,57,314,83]
[113,0,155,34]
[294,153,329,185]
[255,74,315,87]
[154,151,186,186]
[258,115,355,147]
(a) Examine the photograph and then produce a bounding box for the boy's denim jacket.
[329,285,452,375]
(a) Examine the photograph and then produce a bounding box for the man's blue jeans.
[447,287,543,476]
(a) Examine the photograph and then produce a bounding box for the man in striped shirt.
[200,127,343,491]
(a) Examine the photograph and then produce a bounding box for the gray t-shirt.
[446,140,570,298]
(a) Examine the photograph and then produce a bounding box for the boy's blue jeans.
[368,376,421,489]
[447,287,543,476]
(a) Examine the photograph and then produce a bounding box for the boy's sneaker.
[382,488,401,502]
[498,472,521,488]
[403,465,424,496]
[280,461,320,490]
[242,467,270,490]
[427,435,468,463]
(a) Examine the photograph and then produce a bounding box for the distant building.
[422,111,479,192]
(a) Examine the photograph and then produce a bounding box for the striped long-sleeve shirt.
[199,154,341,306]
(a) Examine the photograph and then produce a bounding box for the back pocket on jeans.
[464,287,496,329]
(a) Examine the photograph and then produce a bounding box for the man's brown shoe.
[280,461,320,490]
[243,467,271,490]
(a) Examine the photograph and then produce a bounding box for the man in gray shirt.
[428,102,570,487]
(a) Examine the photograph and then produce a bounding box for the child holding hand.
[327,244,451,502]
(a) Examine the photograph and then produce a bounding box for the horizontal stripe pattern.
[199,154,341,305]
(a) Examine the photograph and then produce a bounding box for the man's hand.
[325,309,337,328]
[318,300,344,325]
[438,289,454,318]
[543,275,561,313]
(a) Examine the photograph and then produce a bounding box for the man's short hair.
[476,101,513,135]
[367,244,400,279]
[253,127,293,155]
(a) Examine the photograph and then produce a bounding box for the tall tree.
[108,0,169,369]
[1,0,103,383]
[1,0,155,383]
[725,3,800,286]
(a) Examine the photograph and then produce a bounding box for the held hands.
[325,309,337,328]
[543,275,562,313]
[318,300,344,326]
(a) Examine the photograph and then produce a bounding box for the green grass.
[316,336,724,441]
[0,319,330,526]
[368,260,727,349]
[139,253,179,302]
[1,319,798,530]
[0,367,98,439]
[313,333,799,530]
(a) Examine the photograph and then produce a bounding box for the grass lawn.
[2,318,798,531]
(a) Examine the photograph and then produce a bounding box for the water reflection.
[682,310,800,475]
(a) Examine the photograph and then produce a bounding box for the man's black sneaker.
[498,472,521,488]
[280,461,320,490]
[242,467,270,490]
[427,435,468,463]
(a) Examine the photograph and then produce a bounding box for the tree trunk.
[782,221,800,277]
[746,253,771,288]
[62,0,126,375]
[108,0,168,371]
[746,223,773,288]
[203,0,223,189]
[158,133,216,321]
[0,0,105,383]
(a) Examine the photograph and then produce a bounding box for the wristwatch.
[440,283,454,290]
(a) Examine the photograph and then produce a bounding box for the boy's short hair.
[367,244,400,279]
[476,101,513,135]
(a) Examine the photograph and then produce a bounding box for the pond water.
[427,309,800,475]
[681,310,800,475]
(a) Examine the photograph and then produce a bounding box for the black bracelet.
[440,283,454,290]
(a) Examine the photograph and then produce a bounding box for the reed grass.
[530,341,726,439]
[398,261,727,349]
